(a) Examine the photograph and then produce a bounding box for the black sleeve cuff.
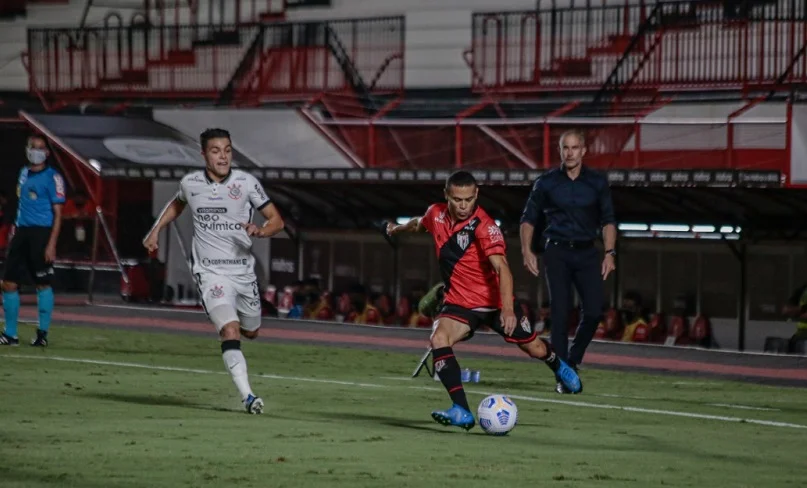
[256,199,270,211]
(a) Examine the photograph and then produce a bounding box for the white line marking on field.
[708,403,781,412]
[1,353,803,430]
[95,304,205,315]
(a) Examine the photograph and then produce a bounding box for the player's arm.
[244,178,284,238]
[520,178,545,277]
[599,178,617,280]
[45,202,63,263]
[387,216,426,236]
[143,193,187,253]
[489,254,517,336]
[45,172,66,263]
[245,202,285,238]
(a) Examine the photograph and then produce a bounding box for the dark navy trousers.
[543,242,605,367]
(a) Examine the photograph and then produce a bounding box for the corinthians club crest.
[227,183,242,200]
[457,231,470,250]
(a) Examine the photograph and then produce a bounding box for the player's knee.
[241,328,259,340]
[1,281,18,292]
[430,328,452,349]
[36,284,51,292]
[219,322,240,341]
[520,337,546,358]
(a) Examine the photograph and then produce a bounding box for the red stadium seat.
[631,321,650,342]
[396,296,412,325]
[648,313,666,343]
[666,315,690,346]
[690,315,713,347]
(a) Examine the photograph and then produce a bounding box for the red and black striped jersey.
[421,203,506,309]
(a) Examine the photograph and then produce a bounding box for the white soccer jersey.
[176,169,271,277]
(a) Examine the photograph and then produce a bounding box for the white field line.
[0,353,802,430]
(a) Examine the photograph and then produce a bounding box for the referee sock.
[221,340,253,401]
[2,290,20,338]
[432,347,470,411]
[539,338,562,373]
[36,287,54,334]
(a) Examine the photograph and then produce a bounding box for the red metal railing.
[472,0,807,93]
[27,16,404,101]
[312,101,791,174]
[142,0,285,28]
[225,16,404,103]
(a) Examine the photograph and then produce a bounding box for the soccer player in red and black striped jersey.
[387,171,581,430]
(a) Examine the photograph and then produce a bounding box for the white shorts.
[195,272,262,332]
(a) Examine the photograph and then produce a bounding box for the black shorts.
[3,226,54,286]
[437,303,538,344]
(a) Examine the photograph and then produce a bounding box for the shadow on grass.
[308,411,488,435]
[77,391,233,414]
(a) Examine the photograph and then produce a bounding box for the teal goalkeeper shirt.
[15,166,66,228]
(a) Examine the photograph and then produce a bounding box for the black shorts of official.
[3,226,54,286]
[436,303,538,344]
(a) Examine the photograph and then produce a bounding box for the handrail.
[593,2,662,104]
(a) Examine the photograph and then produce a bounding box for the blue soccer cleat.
[431,404,475,431]
[555,360,582,394]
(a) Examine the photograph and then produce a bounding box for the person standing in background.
[519,129,617,394]
[1,135,65,347]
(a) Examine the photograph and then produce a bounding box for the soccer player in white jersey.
[143,128,284,414]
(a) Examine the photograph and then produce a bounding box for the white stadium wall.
[790,105,807,185]
[153,108,354,169]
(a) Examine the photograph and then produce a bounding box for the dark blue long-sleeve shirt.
[520,166,616,242]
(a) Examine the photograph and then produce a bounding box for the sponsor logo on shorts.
[210,285,225,299]
[202,258,248,266]
[519,316,531,333]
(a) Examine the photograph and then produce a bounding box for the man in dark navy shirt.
[1,134,65,347]
[519,129,617,394]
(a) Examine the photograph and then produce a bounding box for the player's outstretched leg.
[219,321,263,414]
[31,285,54,346]
[0,281,20,346]
[429,318,475,431]
[519,337,582,394]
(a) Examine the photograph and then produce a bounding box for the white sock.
[222,348,253,401]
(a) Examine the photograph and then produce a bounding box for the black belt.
[546,239,595,249]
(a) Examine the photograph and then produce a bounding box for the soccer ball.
[477,394,518,435]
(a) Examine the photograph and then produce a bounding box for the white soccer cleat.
[244,394,264,414]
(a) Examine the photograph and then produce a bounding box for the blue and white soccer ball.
[477,394,518,435]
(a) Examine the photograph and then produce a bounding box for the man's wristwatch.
[605,249,616,257]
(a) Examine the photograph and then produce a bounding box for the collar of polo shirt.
[204,168,233,185]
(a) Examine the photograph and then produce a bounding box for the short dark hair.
[27,134,47,146]
[445,170,477,190]
[200,128,231,151]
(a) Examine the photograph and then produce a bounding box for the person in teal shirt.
[1,135,65,347]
